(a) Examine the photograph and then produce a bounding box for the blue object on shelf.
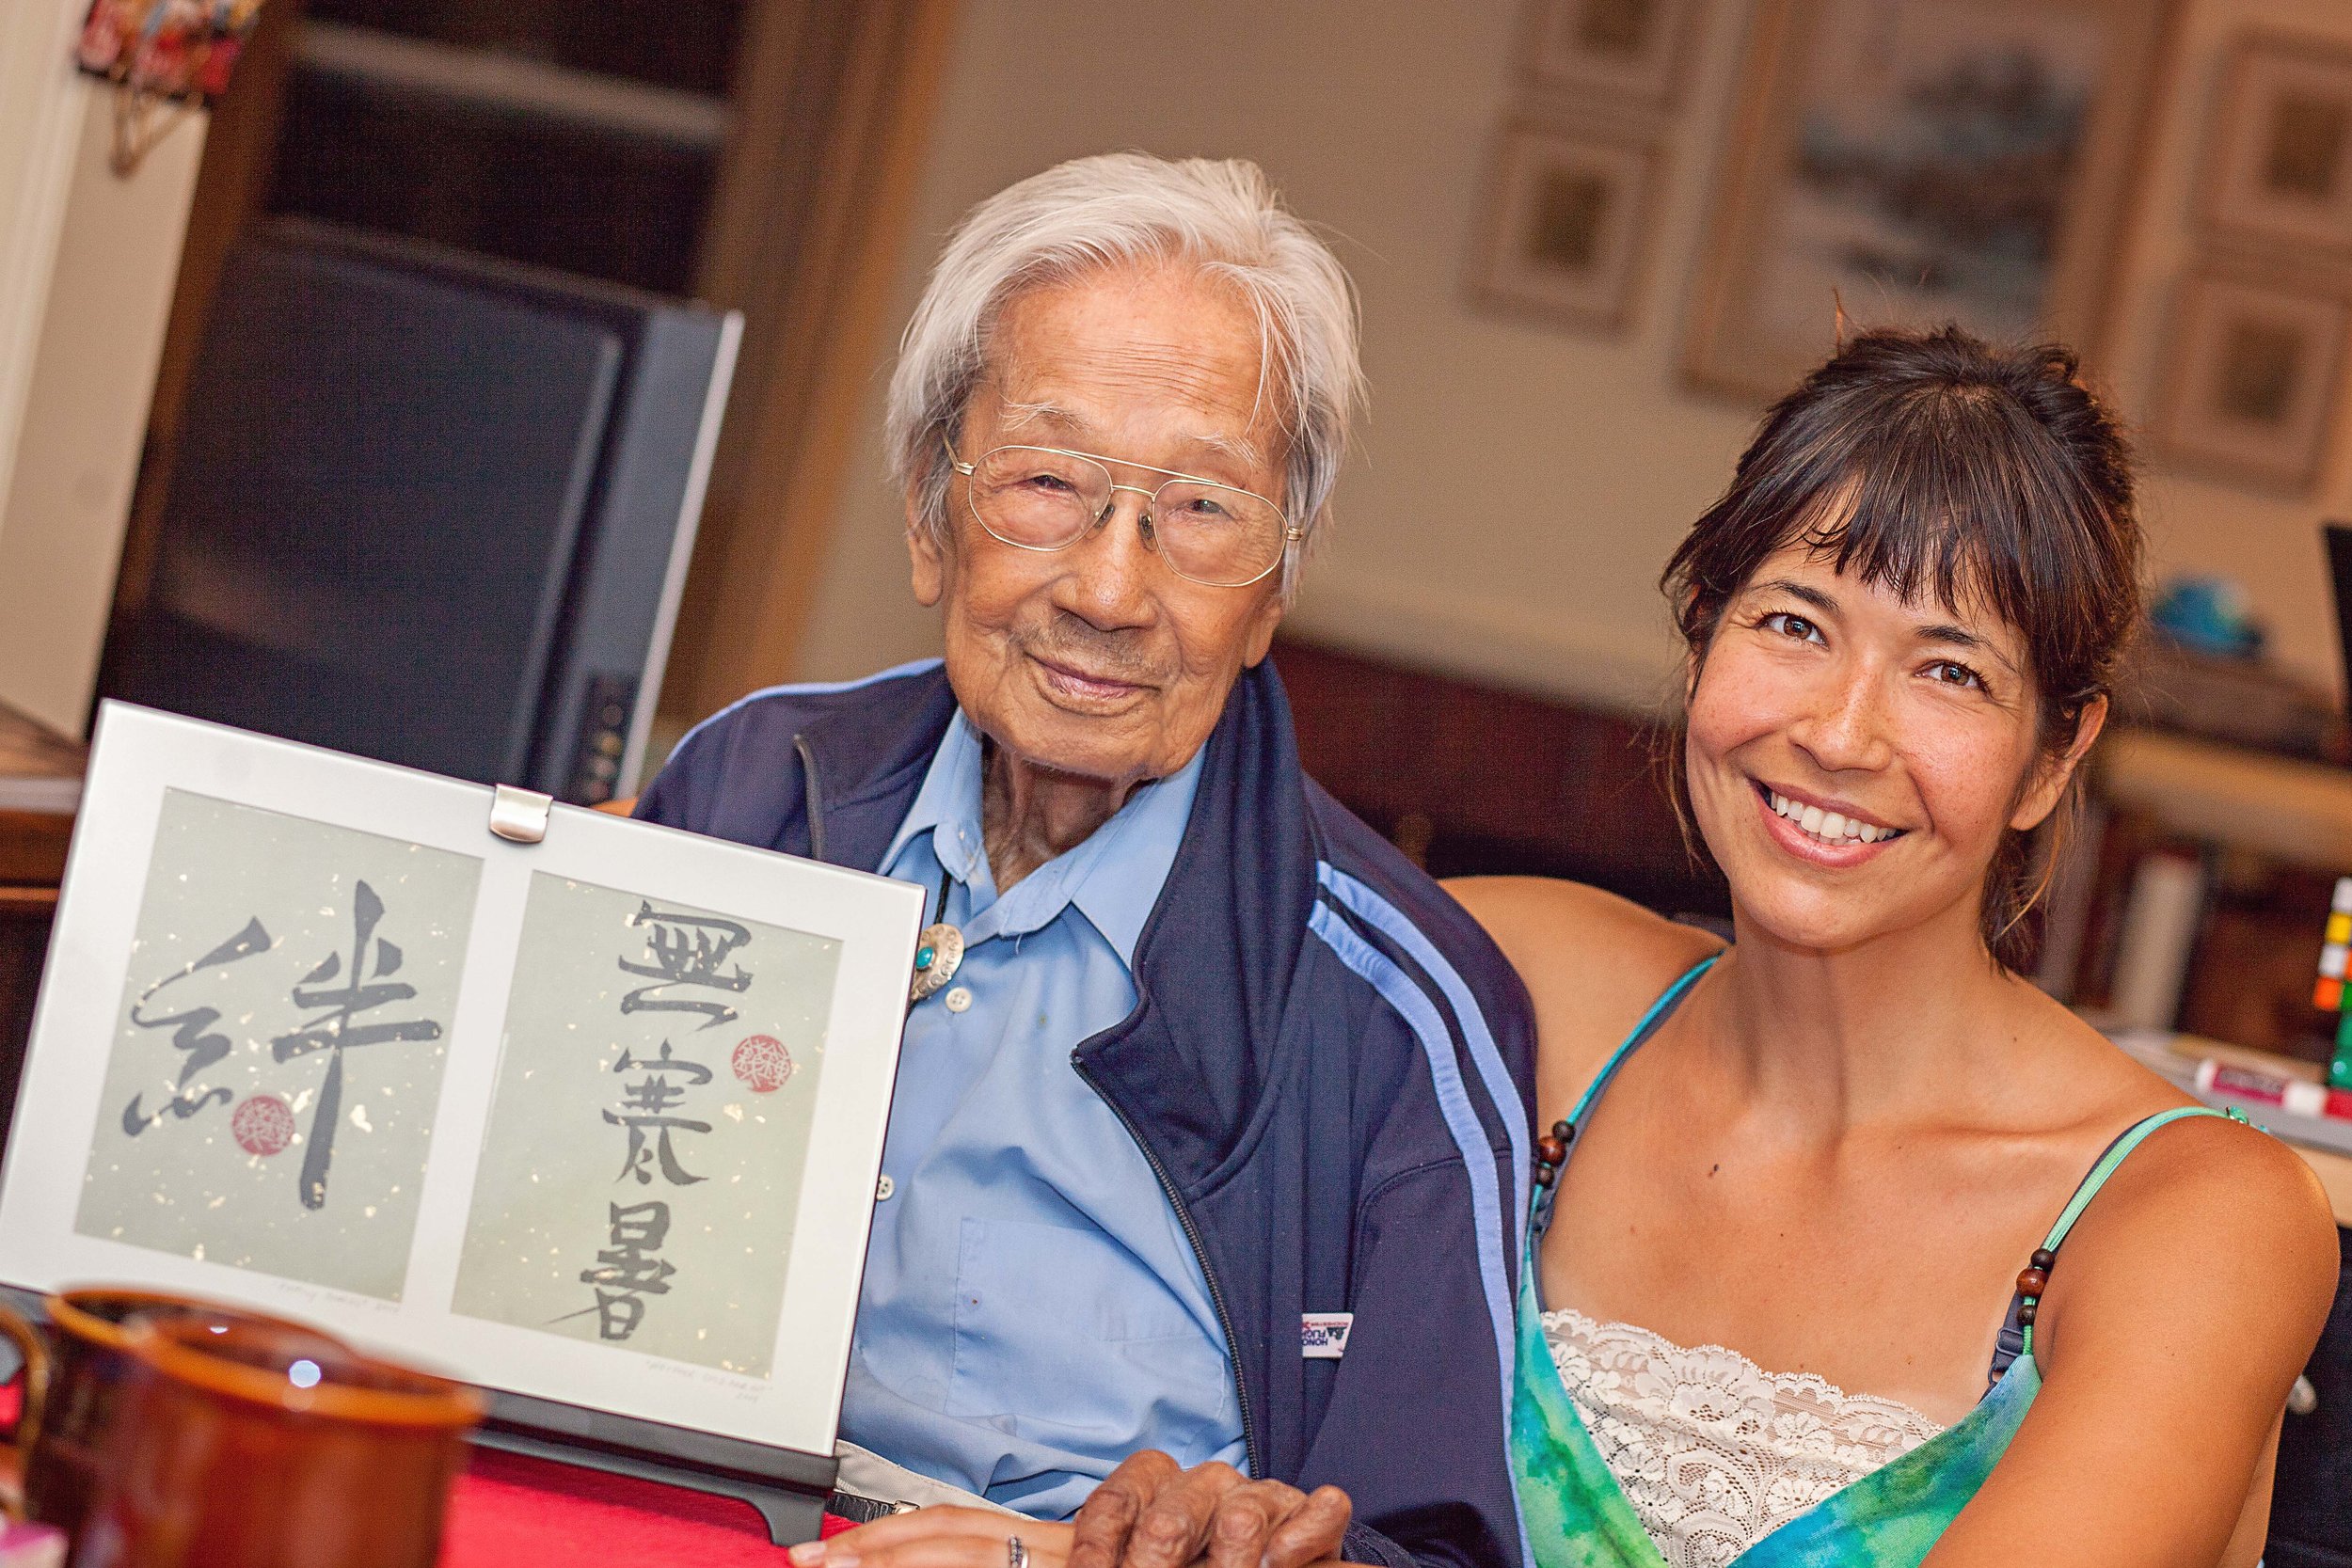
[2152,575,2265,659]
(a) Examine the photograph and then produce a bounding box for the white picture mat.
[2154,269,2350,492]
[1472,119,1662,332]
[1522,0,1704,105]
[2201,38,2352,253]
[0,703,922,1458]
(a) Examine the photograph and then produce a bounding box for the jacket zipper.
[1071,1051,1265,1482]
[794,734,826,862]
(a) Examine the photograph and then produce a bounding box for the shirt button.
[875,1175,896,1201]
[944,987,973,1014]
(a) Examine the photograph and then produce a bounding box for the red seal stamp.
[731,1035,793,1093]
[231,1094,294,1157]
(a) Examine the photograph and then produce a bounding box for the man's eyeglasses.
[946,441,1299,589]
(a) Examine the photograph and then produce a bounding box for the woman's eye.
[1759,611,1821,643]
[1927,660,1984,689]
[1019,472,1076,494]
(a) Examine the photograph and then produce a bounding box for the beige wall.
[0,0,97,531]
[786,0,2352,715]
[0,90,207,738]
[0,0,208,737]
[2105,0,2352,699]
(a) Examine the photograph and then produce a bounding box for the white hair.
[885,152,1365,593]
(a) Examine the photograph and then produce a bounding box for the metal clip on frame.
[488,784,555,844]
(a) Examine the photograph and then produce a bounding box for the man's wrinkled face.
[909,262,1290,793]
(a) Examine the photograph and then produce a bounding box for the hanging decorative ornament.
[908,922,964,1006]
[76,0,269,177]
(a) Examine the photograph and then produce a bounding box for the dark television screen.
[101,228,737,800]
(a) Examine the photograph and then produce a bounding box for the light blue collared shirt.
[839,712,1245,1519]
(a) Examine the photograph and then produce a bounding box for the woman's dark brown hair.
[1661,325,2142,969]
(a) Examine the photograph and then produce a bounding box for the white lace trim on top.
[1542,1307,1947,1568]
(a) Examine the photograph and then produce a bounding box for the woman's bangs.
[1779,416,2039,638]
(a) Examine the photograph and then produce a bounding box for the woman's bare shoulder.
[2048,1101,2338,1404]
[1931,1076,2338,1564]
[1444,877,1723,1111]
[2012,993,2332,1272]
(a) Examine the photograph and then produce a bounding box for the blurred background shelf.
[2101,727,2352,870]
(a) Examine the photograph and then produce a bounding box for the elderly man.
[636,153,1531,1568]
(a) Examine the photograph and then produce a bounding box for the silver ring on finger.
[1007,1536,1028,1568]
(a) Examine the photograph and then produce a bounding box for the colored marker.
[2197,1057,2352,1120]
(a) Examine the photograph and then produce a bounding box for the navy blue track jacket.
[636,657,1535,1568]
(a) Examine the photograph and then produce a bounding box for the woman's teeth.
[1766,789,1902,846]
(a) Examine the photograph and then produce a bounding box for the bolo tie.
[908,865,964,1007]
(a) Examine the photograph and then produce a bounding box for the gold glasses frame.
[944,438,1301,590]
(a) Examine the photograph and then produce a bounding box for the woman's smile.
[1749,778,1907,864]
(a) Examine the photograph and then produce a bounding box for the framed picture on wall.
[2153,262,2349,493]
[2197,33,2352,255]
[1470,119,1665,333]
[1521,0,1706,106]
[1683,0,2170,400]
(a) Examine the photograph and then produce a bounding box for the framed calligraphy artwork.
[0,704,920,1471]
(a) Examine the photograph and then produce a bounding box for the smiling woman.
[1079,327,2342,1568]
[1448,328,2341,1568]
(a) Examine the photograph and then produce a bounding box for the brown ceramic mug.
[0,1290,342,1542]
[68,1314,481,1568]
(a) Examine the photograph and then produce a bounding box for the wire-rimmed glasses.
[946,441,1299,589]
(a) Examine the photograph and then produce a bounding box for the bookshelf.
[2069,726,2352,1081]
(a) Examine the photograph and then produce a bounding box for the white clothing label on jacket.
[1301,1312,1354,1359]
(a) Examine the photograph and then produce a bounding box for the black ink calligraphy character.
[121,917,272,1137]
[616,1076,691,1117]
[564,1201,674,1341]
[270,881,442,1211]
[580,1243,677,1297]
[610,1040,713,1117]
[606,1199,671,1248]
[618,904,754,1030]
[612,1041,712,1085]
[583,1290,647,1340]
[602,1109,711,1186]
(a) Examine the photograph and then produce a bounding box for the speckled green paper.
[77,788,481,1300]
[450,871,840,1377]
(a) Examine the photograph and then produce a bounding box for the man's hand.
[1068,1452,1351,1568]
[790,1507,1073,1568]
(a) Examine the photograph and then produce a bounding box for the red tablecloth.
[439,1449,853,1566]
[7,1375,859,1563]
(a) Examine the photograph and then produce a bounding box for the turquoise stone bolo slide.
[909,922,964,1006]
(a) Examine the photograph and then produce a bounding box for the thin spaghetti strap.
[1564,955,1718,1126]
[2006,1103,2249,1365]
[1531,955,1717,1235]
[2038,1104,2243,1254]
